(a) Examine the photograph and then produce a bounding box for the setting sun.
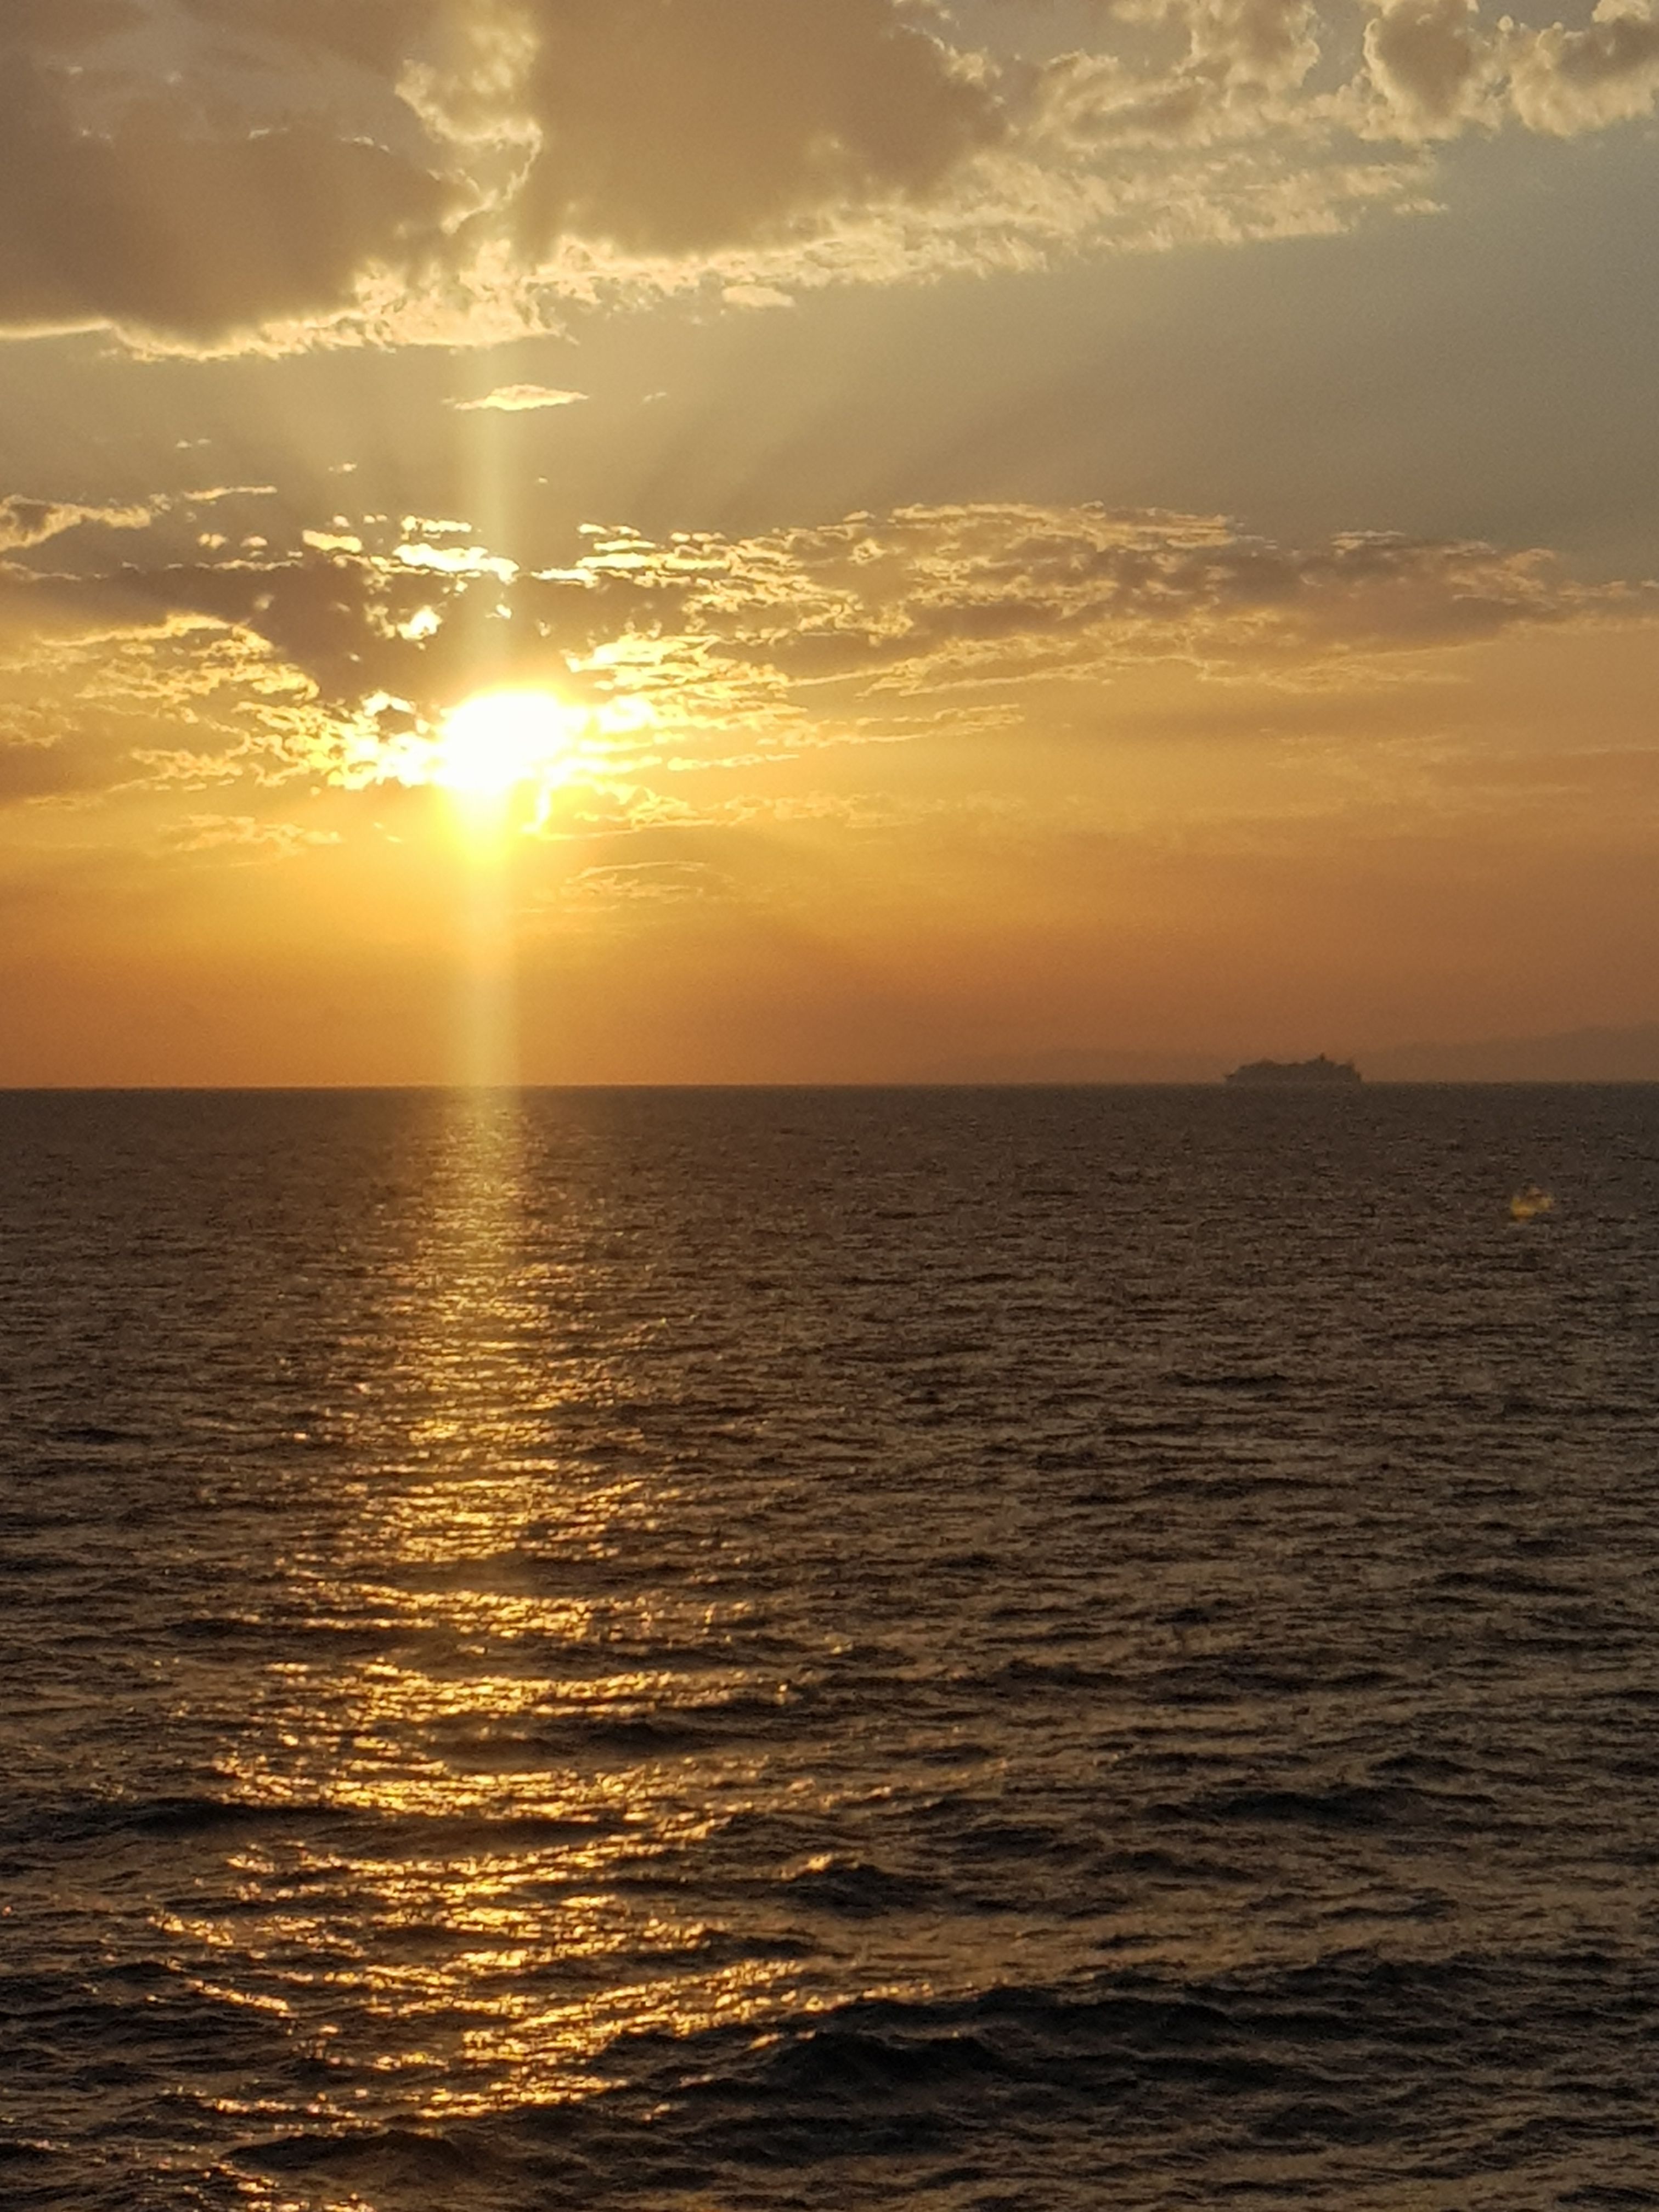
[432,688,586,800]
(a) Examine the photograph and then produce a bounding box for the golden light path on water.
[183,1094,834,2150]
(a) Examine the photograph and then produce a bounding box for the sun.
[431,687,585,800]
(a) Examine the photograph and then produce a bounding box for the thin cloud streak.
[449,384,588,412]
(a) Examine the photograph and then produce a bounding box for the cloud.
[0,103,452,348]
[449,383,588,412]
[9,498,1640,801]
[505,0,1003,259]
[0,0,1652,351]
[1188,0,1322,96]
[0,6,457,343]
[562,860,737,907]
[721,284,794,311]
[180,486,280,505]
[161,811,342,857]
[1364,0,1494,135]
[0,486,1652,839]
[0,0,1008,346]
[526,507,1610,709]
[1505,0,1659,133]
[1358,0,1659,138]
[0,495,153,552]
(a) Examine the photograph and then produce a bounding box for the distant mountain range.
[924,1024,1659,1085]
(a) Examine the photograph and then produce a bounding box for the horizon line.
[4,1076,1659,1096]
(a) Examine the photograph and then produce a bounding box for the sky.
[2,0,1658,1085]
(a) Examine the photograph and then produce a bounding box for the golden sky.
[3,0,1658,1082]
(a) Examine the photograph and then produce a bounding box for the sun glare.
[433,688,584,800]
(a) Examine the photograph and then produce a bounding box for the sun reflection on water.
[191,1093,820,2138]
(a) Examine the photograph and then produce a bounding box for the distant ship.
[1224,1055,1362,1088]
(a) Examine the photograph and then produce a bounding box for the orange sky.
[2,0,1657,1082]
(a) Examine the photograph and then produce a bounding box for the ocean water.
[3,1084,1658,2211]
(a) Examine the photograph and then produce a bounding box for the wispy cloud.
[161,814,342,860]
[448,385,589,414]
[562,860,737,908]
[0,495,153,553]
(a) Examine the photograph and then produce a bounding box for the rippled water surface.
[3,1085,1659,2210]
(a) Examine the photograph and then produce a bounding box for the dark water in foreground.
[3,1086,1659,2211]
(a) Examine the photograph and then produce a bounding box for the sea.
[3,1084,1658,2212]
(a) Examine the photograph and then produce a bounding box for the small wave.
[777,1853,941,1917]
[6,1791,340,1848]
[1154,1782,1403,1831]
[8,1791,633,1859]
[248,2124,490,2187]
[1163,1369,1293,1392]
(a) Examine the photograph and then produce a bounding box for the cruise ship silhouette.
[1224,1054,1363,1087]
